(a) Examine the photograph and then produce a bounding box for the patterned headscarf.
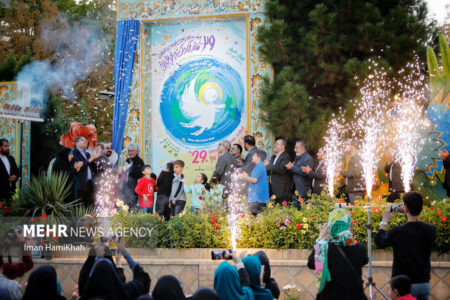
[314,208,357,293]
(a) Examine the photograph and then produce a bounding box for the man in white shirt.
[0,138,19,204]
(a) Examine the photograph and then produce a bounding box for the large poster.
[150,17,248,179]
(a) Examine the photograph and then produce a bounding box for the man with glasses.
[120,143,145,208]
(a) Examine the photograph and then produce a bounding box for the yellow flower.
[268,203,273,208]
[271,195,276,200]
[303,224,309,229]
[302,217,307,223]
[300,230,306,234]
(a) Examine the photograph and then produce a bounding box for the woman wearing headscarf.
[22,265,66,300]
[191,287,221,300]
[51,147,77,203]
[307,208,368,300]
[80,241,150,300]
[214,250,254,300]
[253,251,280,299]
[242,256,273,300]
[152,275,185,300]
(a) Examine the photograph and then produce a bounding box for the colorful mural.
[119,0,273,180]
[0,82,31,184]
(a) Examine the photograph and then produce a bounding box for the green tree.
[257,0,438,152]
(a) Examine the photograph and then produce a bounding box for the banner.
[150,17,248,180]
[0,82,43,122]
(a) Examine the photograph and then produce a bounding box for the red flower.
[202,203,206,206]
[282,201,288,206]
[2,207,10,215]
[211,217,216,224]
[352,220,356,224]
[442,217,447,222]
[296,224,302,229]
[350,212,354,216]
[276,223,280,227]
[214,224,220,229]
[322,212,325,216]
[30,217,36,222]
[438,212,441,216]
[210,211,213,215]
[339,199,345,203]
[159,219,163,223]
[199,196,203,200]
[41,241,46,246]
[52,236,58,240]
[298,198,304,203]
[153,213,158,218]
[0,202,3,207]
[311,215,315,219]
[40,214,47,221]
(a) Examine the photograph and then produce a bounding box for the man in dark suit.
[265,139,292,204]
[241,135,260,174]
[384,151,405,202]
[0,138,19,204]
[302,147,327,196]
[213,140,236,197]
[71,136,100,206]
[439,149,450,197]
[286,140,314,208]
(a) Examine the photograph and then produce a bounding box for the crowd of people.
[0,191,437,300]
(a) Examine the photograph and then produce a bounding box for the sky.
[426,0,450,25]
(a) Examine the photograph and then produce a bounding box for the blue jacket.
[291,152,314,197]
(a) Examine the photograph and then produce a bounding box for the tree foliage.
[257,0,439,152]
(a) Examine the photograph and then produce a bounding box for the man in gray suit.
[213,140,236,197]
[286,140,314,207]
[342,139,366,204]
[302,147,327,196]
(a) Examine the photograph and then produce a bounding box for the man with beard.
[0,138,19,204]
[101,143,118,166]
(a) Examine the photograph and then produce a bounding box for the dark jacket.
[308,243,368,300]
[266,151,292,199]
[342,152,365,193]
[213,151,236,192]
[156,170,174,197]
[121,155,145,206]
[241,147,260,174]
[384,160,405,193]
[51,147,76,203]
[308,160,327,195]
[0,153,19,202]
[71,148,96,192]
[291,152,314,198]
[443,155,450,197]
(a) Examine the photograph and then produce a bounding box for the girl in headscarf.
[152,275,185,300]
[253,251,280,299]
[214,252,254,300]
[22,265,66,300]
[242,256,273,300]
[80,242,150,300]
[307,208,368,300]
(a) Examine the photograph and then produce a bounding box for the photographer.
[213,250,254,300]
[80,239,150,300]
[375,192,436,300]
[1,227,33,280]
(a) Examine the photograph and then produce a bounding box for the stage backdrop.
[149,17,248,175]
[117,0,273,190]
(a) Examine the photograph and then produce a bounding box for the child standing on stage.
[183,173,209,213]
[207,174,224,207]
[135,165,156,213]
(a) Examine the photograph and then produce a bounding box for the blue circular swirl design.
[160,57,244,147]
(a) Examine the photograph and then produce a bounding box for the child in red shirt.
[135,165,156,213]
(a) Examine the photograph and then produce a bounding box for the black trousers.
[156,195,171,220]
[78,180,94,207]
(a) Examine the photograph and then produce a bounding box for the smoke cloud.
[16,15,109,112]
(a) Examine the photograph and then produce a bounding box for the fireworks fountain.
[324,114,346,201]
[227,169,246,250]
[392,60,427,193]
[354,63,392,299]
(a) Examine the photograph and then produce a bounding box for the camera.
[211,249,232,260]
[390,204,404,213]
[5,226,22,244]
[100,234,121,244]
